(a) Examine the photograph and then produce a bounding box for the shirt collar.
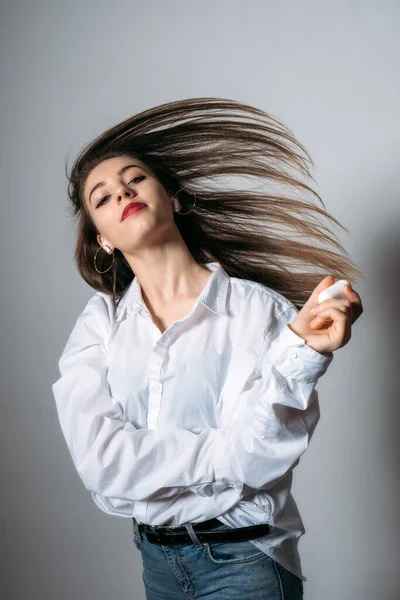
[115,261,229,322]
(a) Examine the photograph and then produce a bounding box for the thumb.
[306,275,335,306]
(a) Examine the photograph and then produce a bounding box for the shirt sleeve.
[52,294,333,502]
[212,303,333,492]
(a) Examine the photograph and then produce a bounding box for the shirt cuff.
[272,324,334,383]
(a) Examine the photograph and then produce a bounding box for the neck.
[124,235,211,310]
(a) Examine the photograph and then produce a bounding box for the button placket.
[146,334,167,430]
[146,330,175,429]
[147,381,162,429]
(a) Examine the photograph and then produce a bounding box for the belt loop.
[184,523,204,549]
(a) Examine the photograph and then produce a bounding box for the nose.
[117,184,136,202]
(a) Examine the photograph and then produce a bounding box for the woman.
[52,97,363,599]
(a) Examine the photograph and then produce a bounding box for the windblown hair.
[65,97,362,310]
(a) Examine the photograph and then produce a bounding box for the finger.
[337,285,363,324]
[317,306,353,344]
[317,298,352,310]
[343,284,362,306]
[311,298,352,315]
[344,284,363,322]
[310,314,333,327]
[306,275,335,306]
[344,283,359,298]
[310,306,348,327]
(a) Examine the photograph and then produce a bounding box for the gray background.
[2,1,399,598]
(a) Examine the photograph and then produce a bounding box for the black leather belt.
[135,517,271,546]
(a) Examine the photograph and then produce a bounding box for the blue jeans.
[132,519,304,599]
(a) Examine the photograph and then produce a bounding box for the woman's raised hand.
[288,275,363,355]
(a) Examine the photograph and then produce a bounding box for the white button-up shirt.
[52,261,333,582]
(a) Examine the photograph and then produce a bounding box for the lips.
[121,202,146,221]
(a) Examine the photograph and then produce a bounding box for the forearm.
[53,322,329,501]
[53,296,333,503]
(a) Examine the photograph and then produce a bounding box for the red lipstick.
[121,202,146,221]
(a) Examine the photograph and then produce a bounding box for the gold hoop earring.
[94,244,115,273]
[173,189,196,215]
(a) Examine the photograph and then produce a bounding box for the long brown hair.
[65,97,362,310]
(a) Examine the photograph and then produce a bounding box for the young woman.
[52,97,363,599]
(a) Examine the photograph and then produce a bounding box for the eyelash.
[95,176,146,208]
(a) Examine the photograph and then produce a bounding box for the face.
[83,155,180,255]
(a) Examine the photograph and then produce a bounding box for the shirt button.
[150,382,160,391]
[289,350,298,359]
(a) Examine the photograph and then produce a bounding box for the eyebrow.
[88,164,146,204]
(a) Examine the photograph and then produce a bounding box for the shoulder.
[70,290,114,343]
[73,291,109,321]
[84,290,114,318]
[227,275,301,343]
[229,275,298,322]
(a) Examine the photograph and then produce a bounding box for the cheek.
[88,208,104,230]
[148,179,168,200]
[143,183,171,214]
[90,208,116,239]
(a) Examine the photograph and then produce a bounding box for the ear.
[169,194,181,211]
[97,234,111,248]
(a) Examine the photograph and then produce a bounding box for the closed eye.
[95,176,146,208]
